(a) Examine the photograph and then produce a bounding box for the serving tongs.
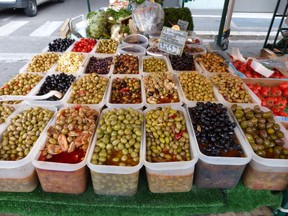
[0,91,63,101]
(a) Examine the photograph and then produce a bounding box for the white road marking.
[0,21,29,36]
[2,15,16,22]
[0,53,36,63]
[29,21,63,37]
[193,13,279,19]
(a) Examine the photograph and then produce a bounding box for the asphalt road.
[0,0,108,85]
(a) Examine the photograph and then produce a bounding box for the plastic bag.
[132,1,164,35]
[258,55,288,74]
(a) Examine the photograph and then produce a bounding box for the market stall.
[0,1,287,215]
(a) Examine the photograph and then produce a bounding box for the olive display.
[48,38,75,52]
[231,104,288,159]
[211,73,253,103]
[68,73,108,104]
[96,39,118,54]
[189,102,244,157]
[143,57,168,73]
[113,54,139,74]
[143,73,180,104]
[36,73,76,101]
[169,53,195,71]
[0,73,43,102]
[26,53,60,73]
[110,77,142,104]
[146,107,191,162]
[91,172,139,196]
[39,106,98,163]
[85,56,113,75]
[56,52,86,73]
[0,107,54,161]
[183,46,204,55]
[196,52,229,73]
[179,71,216,101]
[0,105,15,124]
[91,108,143,166]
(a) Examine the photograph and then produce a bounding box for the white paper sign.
[250,59,274,78]
[177,19,189,31]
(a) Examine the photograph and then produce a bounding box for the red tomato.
[265,97,275,108]
[279,82,288,90]
[270,86,282,97]
[282,89,288,98]
[260,86,270,97]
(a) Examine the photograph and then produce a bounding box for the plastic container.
[0,104,17,133]
[143,105,198,193]
[32,105,100,194]
[112,54,141,75]
[65,74,109,109]
[229,103,288,190]
[176,72,218,106]
[0,105,56,192]
[69,38,98,53]
[95,39,119,57]
[122,34,148,48]
[141,56,172,76]
[146,46,168,57]
[19,52,61,74]
[183,44,207,56]
[87,108,144,196]
[186,102,252,188]
[25,73,77,108]
[212,77,261,106]
[148,37,160,47]
[185,36,203,45]
[169,57,198,75]
[143,72,183,108]
[82,54,115,77]
[106,75,145,109]
[54,52,88,76]
[117,44,146,57]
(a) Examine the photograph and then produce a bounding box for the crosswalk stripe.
[0,53,36,63]
[29,21,63,37]
[0,21,29,36]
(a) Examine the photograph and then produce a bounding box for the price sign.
[158,26,188,56]
[177,19,189,31]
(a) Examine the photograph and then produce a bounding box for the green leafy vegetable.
[163,7,194,31]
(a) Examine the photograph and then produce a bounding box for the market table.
[0,169,282,216]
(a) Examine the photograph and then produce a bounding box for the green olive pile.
[143,73,180,104]
[179,71,216,101]
[110,77,142,104]
[91,108,143,166]
[211,73,252,103]
[146,107,191,162]
[26,53,60,73]
[56,52,86,73]
[0,73,43,96]
[0,107,54,161]
[42,106,98,161]
[231,104,288,159]
[196,52,229,73]
[143,57,168,73]
[96,39,118,54]
[113,54,139,74]
[68,73,108,104]
[0,105,15,124]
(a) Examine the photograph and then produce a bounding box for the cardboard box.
[260,48,277,59]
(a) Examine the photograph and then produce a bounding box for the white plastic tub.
[25,73,77,108]
[65,73,109,109]
[32,105,100,194]
[112,54,141,75]
[122,34,148,48]
[183,44,207,56]
[106,75,145,109]
[141,56,172,76]
[117,44,146,57]
[229,103,288,190]
[143,72,183,108]
[82,54,115,77]
[186,102,252,188]
[176,71,218,106]
[95,39,119,56]
[0,105,56,192]
[143,105,198,193]
[87,108,144,196]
